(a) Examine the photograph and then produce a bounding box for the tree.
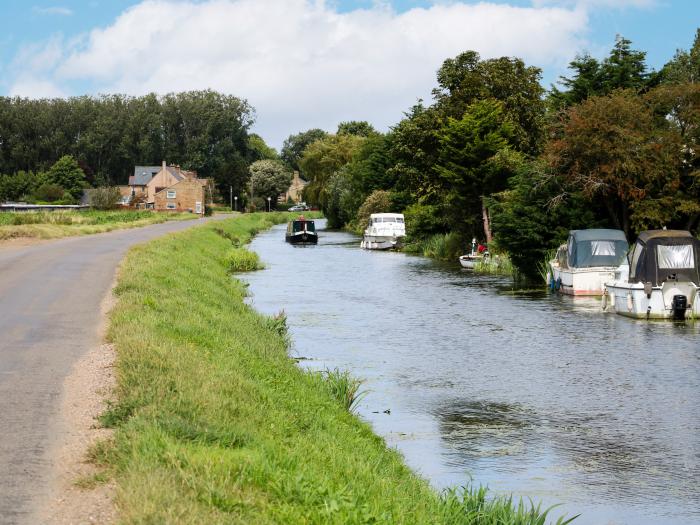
[299,134,364,209]
[280,129,328,171]
[337,121,377,137]
[355,190,392,234]
[46,155,87,199]
[248,160,292,209]
[661,28,700,84]
[550,36,651,109]
[247,133,278,161]
[434,99,516,241]
[432,51,545,154]
[0,171,44,201]
[489,159,599,280]
[545,89,680,237]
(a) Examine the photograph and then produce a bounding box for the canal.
[241,219,700,525]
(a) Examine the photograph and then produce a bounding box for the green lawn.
[0,210,197,241]
[101,212,575,524]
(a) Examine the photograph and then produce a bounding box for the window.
[629,242,643,279]
[166,203,177,210]
[167,190,176,199]
[657,244,694,269]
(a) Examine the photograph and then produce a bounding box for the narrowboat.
[285,216,318,245]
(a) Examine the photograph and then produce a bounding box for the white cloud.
[33,6,74,16]
[12,0,592,147]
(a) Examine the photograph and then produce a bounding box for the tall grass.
[405,232,464,261]
[101,213,575,524]
[473,254,516,277]
[537,249,557,285]
[321,368,366,412]
[0,209,195,240]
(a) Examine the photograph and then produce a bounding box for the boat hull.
[459,254,485,270]
[549,263,618,296]
[604,281,700,319]
[361,235,403,250]
[285,232,318,245]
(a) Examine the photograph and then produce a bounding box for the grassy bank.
[0,210,197,242]
[101,212,574,524]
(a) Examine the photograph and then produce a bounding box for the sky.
[0,0,698,149]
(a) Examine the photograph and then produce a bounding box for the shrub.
[322,368,366,412]
[354,190,391,233]
[34,183,66,202]
[88,187,122,210]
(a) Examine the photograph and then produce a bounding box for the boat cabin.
[627,230,700,286]
[285,216,318,244]
[557,229,628,269]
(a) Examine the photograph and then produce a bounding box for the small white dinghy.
[548,229,628,296]
[603,230,700,320]
[361,213,406,250]
[459,238,488,270]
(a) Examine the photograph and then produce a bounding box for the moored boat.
[285,216,318,245]
[603,230,700,320]
[548,229,628,296]
[361,213,405,250]
[459,238,489,270]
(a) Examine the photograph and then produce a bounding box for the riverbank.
[0,210,197,243]
[97,213,572,523]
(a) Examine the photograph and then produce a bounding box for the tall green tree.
[432,51,545,154]
[46,155,87,199]
[280,129,328,172]
[299,133,364,209]
[336,121,377,137]
[661,28,700,84]
[434,99,516,241]
[248,160,292,209]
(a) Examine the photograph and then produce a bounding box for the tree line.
[287,30,700,279]
[0,90,258,203]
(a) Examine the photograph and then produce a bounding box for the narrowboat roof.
[569,229,627,242]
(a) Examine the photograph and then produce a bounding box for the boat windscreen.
[657,244,695,269]
[571,239,628,267]
[292,221,315,233]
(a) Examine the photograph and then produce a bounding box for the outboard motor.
[672,294,688,320]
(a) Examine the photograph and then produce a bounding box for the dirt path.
[0,215,230,525]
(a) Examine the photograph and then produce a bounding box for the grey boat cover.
[567,229,628,268]
[628,230,700,286]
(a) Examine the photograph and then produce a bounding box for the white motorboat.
[548,229,628,296]
[603,230,700,320]
[459,238,489,270]
[361,213,406,250]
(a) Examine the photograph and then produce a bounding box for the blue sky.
[0,0,698,146]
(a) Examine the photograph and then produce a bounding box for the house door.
[195,201,202,214]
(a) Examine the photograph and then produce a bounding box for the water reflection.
[242,220,700,525]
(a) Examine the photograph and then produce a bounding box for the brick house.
[281,171,308,203]
[119,161,211,214]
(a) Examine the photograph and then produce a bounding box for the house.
[281,171,308,203]
[118,161,210,214]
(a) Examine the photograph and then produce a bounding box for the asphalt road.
[0,216,229,524]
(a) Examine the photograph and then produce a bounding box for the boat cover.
[566,229,628,268]
[628,230,700,286]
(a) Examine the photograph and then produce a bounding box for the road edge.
[37,274,119,525]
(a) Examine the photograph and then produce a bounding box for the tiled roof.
[132,166,161,186]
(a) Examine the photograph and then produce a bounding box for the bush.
[354,190,392,233]
[403,202,449,239]
[33,183,66,202]
[88,187,122,210]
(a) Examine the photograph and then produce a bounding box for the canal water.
[241,220,700,525]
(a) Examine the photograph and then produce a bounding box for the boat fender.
[627,293,633,312]
[602,291,608,310]
[555,277,562,291]
[646,306,651,320]
[644,281,653,299]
